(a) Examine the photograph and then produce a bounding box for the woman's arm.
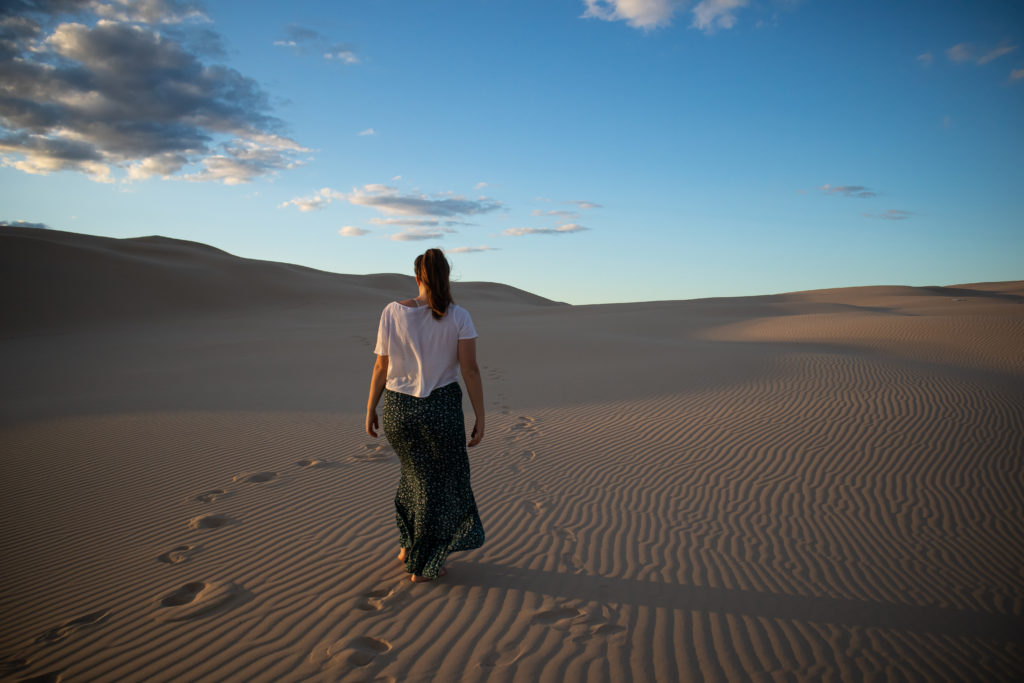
[366,354,389,437]
[458,338,485,447]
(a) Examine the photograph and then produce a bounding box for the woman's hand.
[366,409,379,437]
[468,420,484,447]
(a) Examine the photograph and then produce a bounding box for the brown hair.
[415,248,453,320]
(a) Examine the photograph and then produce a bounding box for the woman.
[365,248,485,583]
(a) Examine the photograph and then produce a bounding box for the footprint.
[353,444,394,462]
[531,606,585,626]
[329,636,392,667]
[157,544,195,564]
[233,471,278,484]
[35,610,109,644]
[524,500,545,516]
[194,489,226,503]
[20,671,62,683]
[357,589,392,611]
[153,581,241,622]
[188,514,233,530]
[480,644,522,668]
[527,480,547,494]
[296,459,333,468]
[554,527,578,542]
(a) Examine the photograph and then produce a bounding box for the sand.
[1,224,1023,681]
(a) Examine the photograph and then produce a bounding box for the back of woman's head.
[414,248,453,320]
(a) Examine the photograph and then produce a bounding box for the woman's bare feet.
[410,567,446,583]
[398,547,408,563]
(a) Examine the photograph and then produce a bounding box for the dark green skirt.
[382,382,484,578]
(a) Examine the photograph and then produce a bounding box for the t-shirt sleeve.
[457,307,478,340]
[373,305,391,356]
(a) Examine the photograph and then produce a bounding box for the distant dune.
[0,225,563,335]
[1,225,1022,681]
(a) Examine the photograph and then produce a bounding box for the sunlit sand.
[2,225,1022,681]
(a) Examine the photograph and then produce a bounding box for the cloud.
[338,225,369,236]
[324,46,359,64]
[531,209,579,218]
[503,223,589,236]
[568,199,602,209]
[865,209,914,220]
[390,228,446,242]
[448,246,499,254]
[273,24,358,63]
[1,219,52,229]
[0,7,308,183]
[819,184,877,199]
[691,0,748,33]
[946,41,1018,65]
[279,187,344,211]
[358,128,375,136]
[347,184,502,217]
[1011,68,1024,81]
[916,52,933,66]
[474,181,488,189]
[581,0,680,30]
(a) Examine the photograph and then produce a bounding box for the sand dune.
[1,227,1022,681]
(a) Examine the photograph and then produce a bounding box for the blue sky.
[2,0,1022,304]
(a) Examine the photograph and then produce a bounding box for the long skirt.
[382,382,485,578]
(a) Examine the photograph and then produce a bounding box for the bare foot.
[398,548,408,563]
[410,568,447,583]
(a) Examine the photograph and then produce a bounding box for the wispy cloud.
[504,223,589,236]
[946,41,1018,65]
[1011,68,1024,81]
[581,0,680,30]
[338,225,369,236]
[279,187,344,212]
[273,24,359,64]
[865,209,914,221]
[474,181,489,189]
[916,52,934,67]
[531,209,579,218]
[0,3,307,184]
[348,184,502,217]
[691,0,748,33]
[568,200,603,209]
[448,246,499,254]
[358,128,375,136]
[390,228,446,242]
[819,184,877,199]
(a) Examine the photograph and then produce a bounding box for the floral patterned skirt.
[382,382,484,578]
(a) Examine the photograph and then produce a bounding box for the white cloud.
[339,225,369,236]
[390,228,445,242]
[279,187,344,211]
[581,0,680,30]
[474,181,488,189]
[503,223,589,236]
[977,43,1017,65]
[691,0,748,33]
[347,184,501,217]
[568,199,602,209]
[0,11,307,184]
[325,49,359,64]
[448,246,499,254]
[358,128,375,136]
[819,184,876,199]
[916,52,933,67]
[1011,68,1024,81]
[370,217,439,227]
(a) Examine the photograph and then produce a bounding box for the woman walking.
[365,249,485,583]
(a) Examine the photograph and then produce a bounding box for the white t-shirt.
[374,301,478,397]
